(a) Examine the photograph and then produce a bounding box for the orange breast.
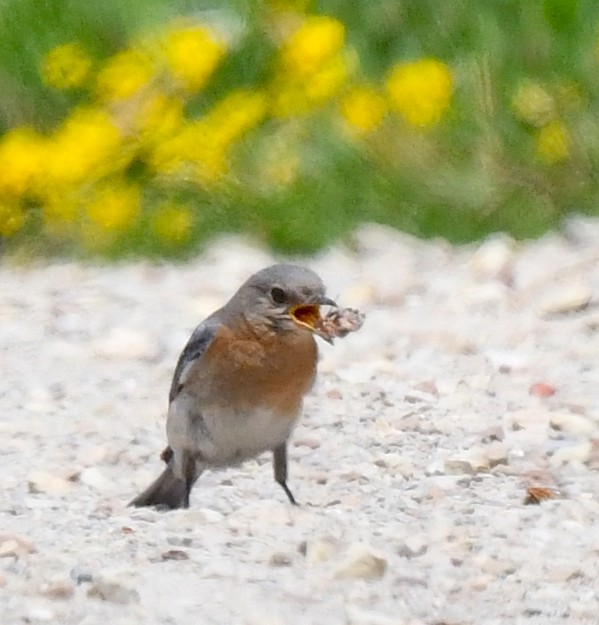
[194,321,318,418]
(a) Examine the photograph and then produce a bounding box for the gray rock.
[397,535,428,559]
[69,566,94,585]
[269,552,292,567]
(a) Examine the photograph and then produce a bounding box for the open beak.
[289,296,337,342]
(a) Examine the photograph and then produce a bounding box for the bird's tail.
[129,466,190,510]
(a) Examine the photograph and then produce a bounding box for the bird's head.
[230,264,336,341]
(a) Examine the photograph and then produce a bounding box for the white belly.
[203,407,298,465]
[167,394,301,467]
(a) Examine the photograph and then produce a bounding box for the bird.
[129,264,337,510]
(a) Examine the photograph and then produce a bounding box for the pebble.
[442,446,507,476]
[305,537,340,564]
[40,579,75,599]
[87,579,140,604]
[484,442,509,468]
[166,536,193,547]
[293,437,321,449]
[334,544,388,580]
[269,552,293,567]
[480,425,505,442]
[79,467,113,492]
[198,508,225,523]
[529,382,557,398]
[373,452,414,477]
[540,283,592,315]
[550,441,592,466]
[24,605,56,622]
[0,534,35,558]
[69,566,94,585]
[443,458,476,475]
[397,535,428,559]
[161,549,189,561]
[507,408,550,439]
[546,565,583,583]
[549,412,595,435]
[469,235,514,278]
[468,574,494,591]
[28,470,73,495]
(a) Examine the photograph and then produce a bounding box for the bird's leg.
[273,443,298,505]
[181,450,202,509]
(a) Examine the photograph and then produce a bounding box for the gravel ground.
[1,221,599,625]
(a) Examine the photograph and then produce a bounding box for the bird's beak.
[289,296,337,341]
[318,296,337,307]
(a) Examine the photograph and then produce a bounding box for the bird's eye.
[270,287,287,304]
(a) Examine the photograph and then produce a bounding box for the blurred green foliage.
[1,0,599,257]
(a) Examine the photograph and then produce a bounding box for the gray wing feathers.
[169,322,219,402]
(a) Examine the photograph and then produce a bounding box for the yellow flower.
[304,52,350,103]
[339,85,387,133]
[42,42,92,89]
[536,120,570,164]
[281,15,345,76]
[96,49,154,101]
[150,123,228,184]
[86,181,141,231]
[271,15,352,118]
[151,202,193,244]
[162,23,226,91]
[0,201,25,236]
[204,89,267,144]
[149,90,266,183]
[271,51,351,117]
[45,107,123,187]
[135,93,184,142]
[0,127,47,197]
[386,58,453,128]
[512,81,555,127]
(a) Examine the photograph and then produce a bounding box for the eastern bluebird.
[130,264,338,510]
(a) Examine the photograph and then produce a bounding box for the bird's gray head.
[227,264,336,338]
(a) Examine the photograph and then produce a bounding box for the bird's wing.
[169,320,221,402]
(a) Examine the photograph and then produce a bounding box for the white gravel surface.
[1,221,599,625]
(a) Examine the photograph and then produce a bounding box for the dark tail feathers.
[128,466,190,510]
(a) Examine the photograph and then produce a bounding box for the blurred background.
[1,0,599,258]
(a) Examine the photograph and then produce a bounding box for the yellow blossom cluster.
[149,89,267,182]
[96,49,155,101]
[511,80,572,165]
[162,23,226,92]
[0,11,457,249]
[386,58,453,128]
[339,85,387,134]
[536,120,570,164]
[0,19,229,244]
[42,42,92,89]
[271,16,353,116]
